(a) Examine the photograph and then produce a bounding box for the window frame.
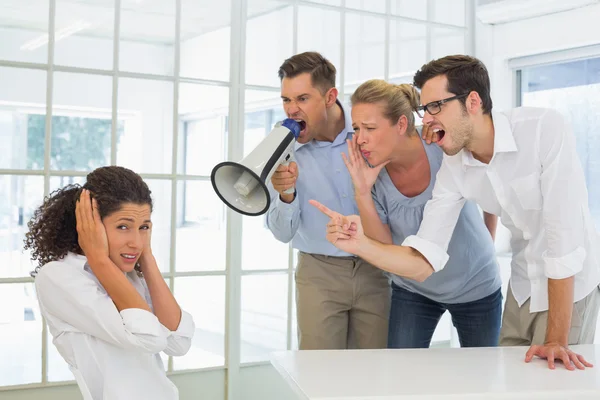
[0,0,472,394]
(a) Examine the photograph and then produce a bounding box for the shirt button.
[336,169,341,173]
[342,194,347,198]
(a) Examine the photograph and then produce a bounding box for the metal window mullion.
[0,62,230,86]
[244,84,279,91]
[286,244,294,350]
[0,381,79,392]
[162,270,228,278]
[426,0,433,62]
[384,0,391,81]
[0,60,48,70]
[41,0,57,385]
[286,0,299,352]
[0,277,35,284]
[111,0,121,165]
[139,173,209,180]
[0,169,45,176]
[0,268,236,285]
[225,0,247,398]
[240,269,289,276]
[178,76,230,86]
[44,0,56,198]
[292,0,298,55]
[515,69,522,108]
[166,0,183,374]
[465,0,475,55]
[0,169,215,181]
[50,64,114,77]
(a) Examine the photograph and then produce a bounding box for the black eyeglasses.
[416,93,469,118]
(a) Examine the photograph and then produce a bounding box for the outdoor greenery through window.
[27,115,124,171]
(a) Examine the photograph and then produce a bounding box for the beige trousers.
[295,252,391,350]
[499,284,600,346]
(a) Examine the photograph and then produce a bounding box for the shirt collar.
[66,252,89,269]
[294,99,353,151]
[461,109,517,167]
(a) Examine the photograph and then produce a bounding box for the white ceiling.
[5,0,597,43]
[476,0,600,24]
[0,0,293,44]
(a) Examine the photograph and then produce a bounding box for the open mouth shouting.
[433,128,446,145]
[294,119,307,137]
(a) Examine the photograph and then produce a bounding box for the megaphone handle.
[282,153,295,195]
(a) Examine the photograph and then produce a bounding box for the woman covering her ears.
[25,165,194,400]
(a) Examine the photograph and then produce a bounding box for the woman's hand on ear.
[139,225,156,271]
[75,189,109,263]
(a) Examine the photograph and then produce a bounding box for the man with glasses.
[311,55,600,371]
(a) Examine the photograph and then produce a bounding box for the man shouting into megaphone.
[265,52,391,351]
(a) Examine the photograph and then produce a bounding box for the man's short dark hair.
[278,51,336,94]
[413,54,493,114]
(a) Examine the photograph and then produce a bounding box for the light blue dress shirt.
[266,101,357,257]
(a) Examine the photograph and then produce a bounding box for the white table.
[270,345,600,399]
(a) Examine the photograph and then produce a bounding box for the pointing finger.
[309,199,337,219]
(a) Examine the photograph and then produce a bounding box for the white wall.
[474,3,600,255]
[477,3,600,111]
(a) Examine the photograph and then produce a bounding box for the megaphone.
[211,118,301,216]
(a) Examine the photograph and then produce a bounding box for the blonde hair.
[350,79,420,133]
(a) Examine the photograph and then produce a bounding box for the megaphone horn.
[211,118,301,216]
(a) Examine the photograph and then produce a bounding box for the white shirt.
[403,107,600,313]
[35,252,195,400]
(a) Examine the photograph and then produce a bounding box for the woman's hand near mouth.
[343,135,389,198]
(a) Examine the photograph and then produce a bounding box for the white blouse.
[35,252,195,400]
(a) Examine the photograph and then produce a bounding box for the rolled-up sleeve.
[163,310,195,356]
[402,157,466,272]
[538,109,588,279]
[402,235,450,273]
[36,264,170,354]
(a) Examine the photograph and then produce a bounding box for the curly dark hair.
[25,166,153,276]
